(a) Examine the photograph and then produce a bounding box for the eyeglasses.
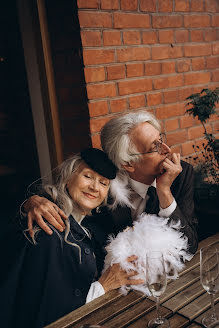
[130,133,167,156]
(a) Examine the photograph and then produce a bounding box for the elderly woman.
[0,148,142,328]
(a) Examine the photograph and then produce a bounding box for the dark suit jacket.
[107,161,198,255]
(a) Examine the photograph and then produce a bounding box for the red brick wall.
[77,0,219,158]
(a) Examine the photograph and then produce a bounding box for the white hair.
[101,110,160,168]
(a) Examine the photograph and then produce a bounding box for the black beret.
[81,148,117,179]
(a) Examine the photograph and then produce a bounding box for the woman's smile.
[83,192,97,199]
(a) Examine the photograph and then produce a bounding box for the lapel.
[69,215,89,240]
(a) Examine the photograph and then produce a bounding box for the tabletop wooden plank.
[187,323,203,327]
[178,292,219,320]
[163,280,205,312]
[159,266,200,303]
[117,304,171,328]
[101,298,161,328]
[66,291,147,328]
[194,300,219,325]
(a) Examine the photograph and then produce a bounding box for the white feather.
[103,213,193,296]
[109,171,135,209]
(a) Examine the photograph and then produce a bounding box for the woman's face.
[67,162,110,214]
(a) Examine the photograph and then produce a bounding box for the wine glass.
[146,251,169,327]
[200,244,219,327]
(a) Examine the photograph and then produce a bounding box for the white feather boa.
[103,213,193,296]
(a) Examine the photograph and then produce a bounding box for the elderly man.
[24,110,198,254]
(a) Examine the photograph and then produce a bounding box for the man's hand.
[98,255,144,292]
[156,153,182,209]
[23,195,68,237]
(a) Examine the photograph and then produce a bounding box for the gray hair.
[29,154,98,262]
[101,110,160,168]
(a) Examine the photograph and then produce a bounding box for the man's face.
[128,122,171,184]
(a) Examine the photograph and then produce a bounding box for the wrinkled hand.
[98,255,144,292]
[156,153,182,209]
[24,195,67,237]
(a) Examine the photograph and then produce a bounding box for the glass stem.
[156,297,161,319]
[210,294,216,319]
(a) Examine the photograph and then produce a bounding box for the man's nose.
[161,142,171,154]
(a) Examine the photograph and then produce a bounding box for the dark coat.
[0,214,105,328]
[108,161,198,254]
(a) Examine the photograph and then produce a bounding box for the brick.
[110,98,127,113]
[77,0,99,9]
[80,31,101,47]
[118,78,153,96]
[213,120,219,134]
[212,43,219,55]
[184,72,211,85]
[204,28,217,41]
[114,13,150,28]
[154,75,184,89]
[123,31,141,45]
[140,0,156,12]
[90,117,112,133]
[169,45,183,58]
[184,44,212,57]
[101,0,119,10]
[190,30,204,42]
[121,0,138,10]
[205,0,219,12]
[191,0,204,12]
[78,12,112,28]
[184,15,210,27]
[147,92,162,106]
[129,95,146,109]
[212,15,219,26]
[88,100,108,117]
[165,118,179,131]
[192,58,205,71]
[103,31,121,46]
[180,115,194,128]
[126,63,144,78]
[152,15,183,28]
[107,65,125,80]
[171,145,182,154]
[84,67,105,83]
[87,82,116,99]
[151,45,182,60]
[175,30,189,43]
[158,0,173,12]
[206,56,219,69]
[181,141,195,156]
[177,59,191,73]
[166,130,188,146]
[212,70,219,82]
[91,134,101,149]
[142,31,158,44]
[145,62,161,76]
[162,61,175,74]
[179,87,194,101]
[151,46,169,60]
[83,49,115,65]
[188,125,207,139]
[159,30,174,43]
[175,0,190,11]
[117,47,151,62]
[156,103,184,119]
[163,90,179,104]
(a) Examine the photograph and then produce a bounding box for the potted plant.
[185,87,219,240]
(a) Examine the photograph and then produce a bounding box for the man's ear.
[121,162,135,173]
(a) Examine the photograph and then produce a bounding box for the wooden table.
[46,233,219,328]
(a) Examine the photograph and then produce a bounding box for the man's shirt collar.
[129,178,156,199]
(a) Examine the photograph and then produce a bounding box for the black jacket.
[0,214,105,328]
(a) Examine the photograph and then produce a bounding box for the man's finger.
[40,210,64,232]
[34,213,53,235]
[57,207,68,220]
[127,255,138,262]
[27,215,34,238]
[49,207,66,229]
[126,278,144,285]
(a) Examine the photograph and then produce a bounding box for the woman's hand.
[98,255,144,292]
[23,195,67,237]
